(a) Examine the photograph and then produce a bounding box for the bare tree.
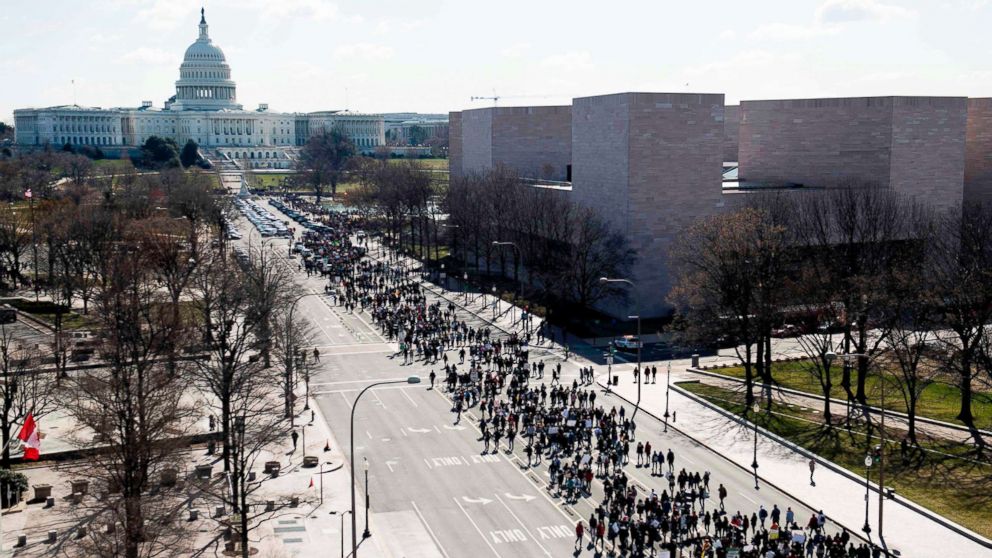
[62,240,196,558]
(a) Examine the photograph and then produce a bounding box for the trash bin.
[691,354,700,368]
[612,375,618,386]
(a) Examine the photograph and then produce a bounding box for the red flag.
[18,413,40,461]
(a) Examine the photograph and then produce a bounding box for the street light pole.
[599,277,642,422]
[349,377,421,558]
[492,241,521,322]
[752,401,761,490]
[663,361,672,432]
[363,458,371,539]
[863,454,873,535]
[826,351,886,547]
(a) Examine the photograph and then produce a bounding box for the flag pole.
[0,409,33,558]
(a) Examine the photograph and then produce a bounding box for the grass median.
[677,380,992,539]
[708,360,992,431]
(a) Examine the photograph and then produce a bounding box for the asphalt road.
[237,199,860,557]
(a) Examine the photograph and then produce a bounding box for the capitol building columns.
[13,8,384,162]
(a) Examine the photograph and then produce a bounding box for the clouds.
[541,51,594,72]
[118,47,174,65]
[333,43,394,61]
[815,0,916,24]
[748,22,839,41]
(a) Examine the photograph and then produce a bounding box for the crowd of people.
[274,195,885,558]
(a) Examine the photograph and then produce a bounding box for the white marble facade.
[13,9,384,163]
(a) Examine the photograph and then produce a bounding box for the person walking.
[718,484,727,510]
[809,458,816,486]
[313,347,320,362]
[666,448,675,473]
[575,521,585,550]
[291,430,299,452]
[429,369,436,390]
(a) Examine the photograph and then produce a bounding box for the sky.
[3,0,992,123]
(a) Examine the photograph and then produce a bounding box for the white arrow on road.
[407,427,432,434]
[503,492,536,502]
[461,496,493,506]
[385,460,398,473]
[443,424,466,431]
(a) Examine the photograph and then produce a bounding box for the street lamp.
[349,376,421,558]
[463,272,468,304]
[863,454,873,535]
[663,361,672,432]
[751,401,761,490]
[599,277,642,422]
[491,285,498,318]
[329,510,352,558]
[492,241,521,322]
[363,457,371,539]
[827,351,886,546]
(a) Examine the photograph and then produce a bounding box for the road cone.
[324,439,330,452]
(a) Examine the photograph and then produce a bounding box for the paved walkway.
[598,358,991,558]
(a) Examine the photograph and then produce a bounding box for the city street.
[239,205,859,556]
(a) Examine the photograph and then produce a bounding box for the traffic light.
[872,445,882,465]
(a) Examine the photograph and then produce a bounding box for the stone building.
[13,9,385,169]
[965,98,992,207]
[570,92,726,317]
[448,106,572,181]
[738,96,967,212]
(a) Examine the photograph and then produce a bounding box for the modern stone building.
[13,9,385,169]
[448,105,572,181]
[965,98,992,207]
[724,105,740,163]
[450,91,988,317]
[570,93,726,317]
[738,96,967,212]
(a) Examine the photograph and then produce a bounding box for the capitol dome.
[170,8,242,111]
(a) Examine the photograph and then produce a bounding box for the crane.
[469,92,555,107]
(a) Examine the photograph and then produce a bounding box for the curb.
[685,367,992,440]
[595,376,873,548]
[665,379,992,550]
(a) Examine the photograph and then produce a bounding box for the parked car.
[613,335,643,351]
[771,324,802,338]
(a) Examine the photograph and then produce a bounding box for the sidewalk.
[597,358,992,558]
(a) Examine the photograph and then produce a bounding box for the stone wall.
[460,109,493,176]
[724,105,739,162]
[455,106,572,180]
[448,111,463,178]
[739,97,896,188]
[491,106,572,181]
[888,97,966,212]
[965,98,992,207]
[573,92,725,317]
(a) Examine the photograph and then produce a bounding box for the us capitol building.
[13,9,385,169]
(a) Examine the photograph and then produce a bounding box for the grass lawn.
[712,360,992,431]
[91,159,135,174]
[1,297,98,331]
[678,380,992,539]
[387,158,448,170]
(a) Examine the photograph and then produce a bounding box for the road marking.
[423,458,432,469]
[444,425,466,431]
[503,492,536,502]
[372,390,386,409]
[453,497,503,558]
[339,392,353,409]
[739,492,758,505]
[385,460,398,473]
[401,388,419,407]
[494,493,551,556]
[407,427,432,434]
[535,525,573,540]
[411,500,451,558]
[462,496,493,505]
[490,529,527,544]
